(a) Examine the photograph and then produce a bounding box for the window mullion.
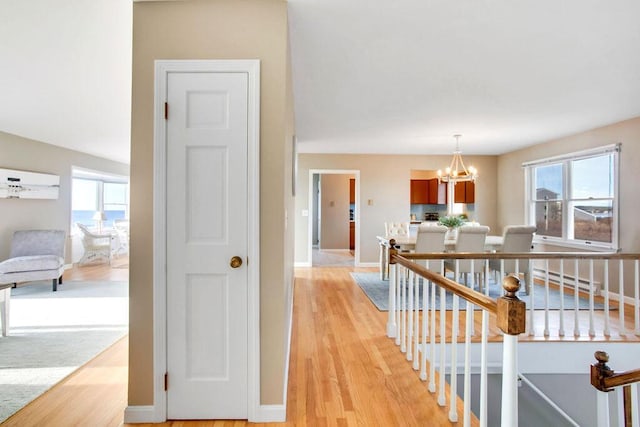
[564,160,572,241]
[97,181,105,212]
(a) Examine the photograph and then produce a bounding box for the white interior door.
[166,70,248,419]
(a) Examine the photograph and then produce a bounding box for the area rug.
[0,280,128,424]
[351,272,604,312]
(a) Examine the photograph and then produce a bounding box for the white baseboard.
[357,262,379,268]
[606,291,638,306]
[282,283,294,408]
[251,404,286,422]
[124,403,284,423]
[294,261,312,267]
[124,405,164,423]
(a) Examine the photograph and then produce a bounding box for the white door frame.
[308,169,360,266]
[150,59,260,422]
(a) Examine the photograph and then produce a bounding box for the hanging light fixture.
[437,134,478,183]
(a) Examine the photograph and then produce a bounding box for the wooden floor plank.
[5,263,638,426]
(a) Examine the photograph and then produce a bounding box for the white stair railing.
[386,248,640,343]
[388,247,525,426]
[383,243,640,426]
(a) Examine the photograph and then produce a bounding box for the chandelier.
[437,134,477,183]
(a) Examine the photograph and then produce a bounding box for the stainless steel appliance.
[424,212,439,221]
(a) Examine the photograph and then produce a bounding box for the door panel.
[166,71,248,419]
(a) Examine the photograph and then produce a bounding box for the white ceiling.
[0,0,132,164]
[288,0,640,155]
[1,1,639,164]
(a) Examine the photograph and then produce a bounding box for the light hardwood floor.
[4,263,637,426]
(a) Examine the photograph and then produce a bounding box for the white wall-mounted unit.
[0,168,60,199]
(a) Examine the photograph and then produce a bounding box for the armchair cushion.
[0,255,64,274]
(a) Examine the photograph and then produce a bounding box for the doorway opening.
[308,169,360,267]
[71,166,130,269]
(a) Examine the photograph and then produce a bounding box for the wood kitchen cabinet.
[410,180,429,204]
[349,178,355,204]
[411,179,446,205]
[453,181,475,203]
[349,221,355,250]
[427,178,447,204]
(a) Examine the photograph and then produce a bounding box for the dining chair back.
[415,224,448,252]
[415,224,448,272]
[445,225,490,286]
[384,222,409,237]
[489,225,536,292]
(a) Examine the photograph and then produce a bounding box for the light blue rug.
[350,272,604,312]
[0,280,128,424]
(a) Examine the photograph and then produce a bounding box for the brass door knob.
[230,256,243,269]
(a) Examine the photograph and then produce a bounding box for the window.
[71,169,129,230]
[524,144,619,250]
[103,182,128,222]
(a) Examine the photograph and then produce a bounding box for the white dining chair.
[384,222,409,237]
[444,225,490,289]
[415,224,448,273]
[489,225,536,294]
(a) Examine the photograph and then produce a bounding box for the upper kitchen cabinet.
[453,181,475,203]
[349,178,355,204]
[410,179,429,204]
[411,178,447,205]
[427,178,446,204]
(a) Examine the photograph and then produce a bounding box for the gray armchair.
[0,229,66,290]
[0,229,66,336]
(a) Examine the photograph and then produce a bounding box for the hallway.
[312,248,355,267]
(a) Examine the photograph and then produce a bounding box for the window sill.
[533,236,619,252]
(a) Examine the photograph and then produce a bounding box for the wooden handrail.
[591,351,640,391]
[384,238,640,260]
[406,252,635,259]
[591,351,640,426]
[390,249,526,336]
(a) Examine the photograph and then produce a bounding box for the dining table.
[376,234,504,280]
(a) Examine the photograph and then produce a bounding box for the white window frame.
[71,167,130,232]
[523,143,620,251]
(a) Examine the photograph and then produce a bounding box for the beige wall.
[130,0,292,407]
[0,131,129,261]
[319,174,351,249]
[295,154,498,264]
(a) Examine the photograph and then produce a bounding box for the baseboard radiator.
[532,268,602,294]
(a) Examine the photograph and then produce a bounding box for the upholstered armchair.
[0,229,65,291]
[0,229,66,336]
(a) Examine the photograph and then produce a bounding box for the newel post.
[591,351,614,427]
[386,239,398,338]
[497,275,526,427]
